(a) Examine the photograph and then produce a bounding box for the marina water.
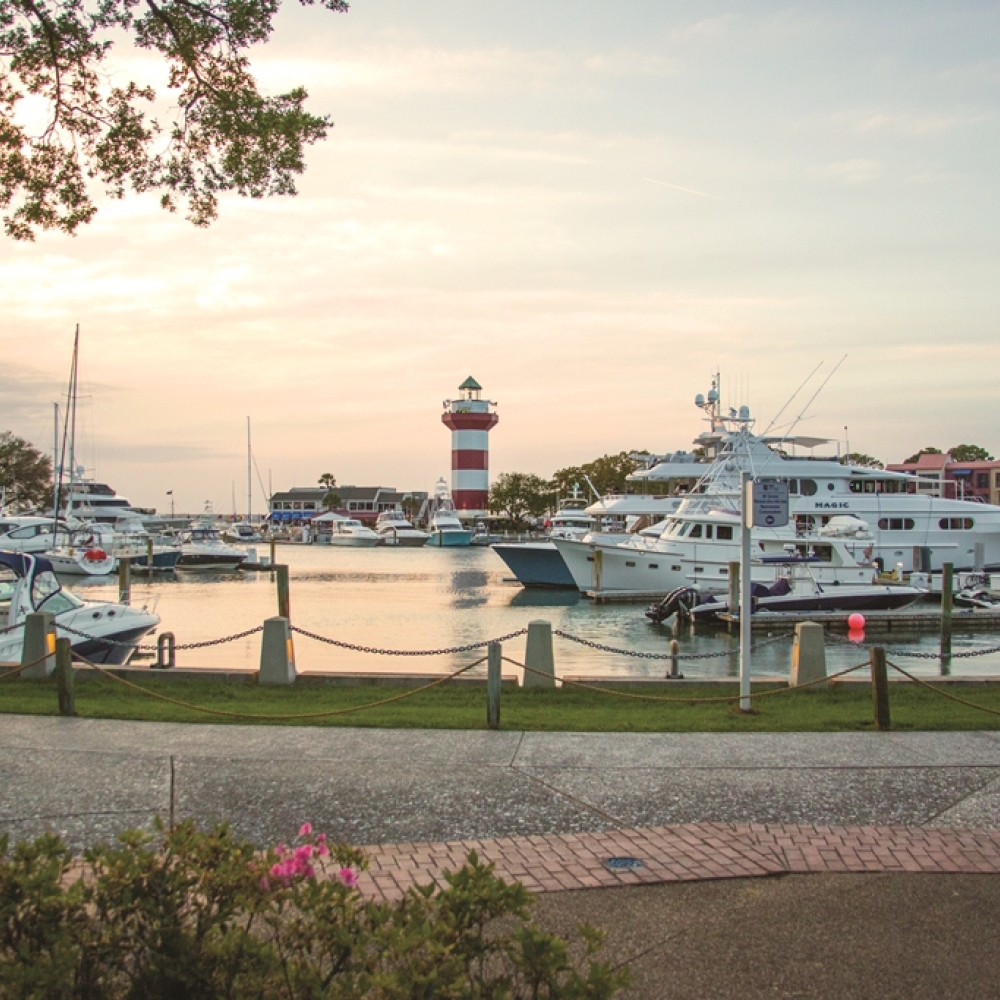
[67,544,1000,679]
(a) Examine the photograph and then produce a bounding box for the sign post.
[739,473,752,712]
[740,477,790,712]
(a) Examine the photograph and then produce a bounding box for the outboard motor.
[645,586,700,624]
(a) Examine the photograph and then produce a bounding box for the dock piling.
[487,642,501,728]
[940,562,953,666]
[276,565,291,622]
[154,632,176,669]
[21,612,56,678]
[55,637,75,716]
[118,557,131,606]
[870,646,891,731]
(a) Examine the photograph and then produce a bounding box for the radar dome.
[707,389,719,403]
[738,405,750,420]
[695,394,705,406]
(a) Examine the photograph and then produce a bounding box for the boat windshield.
[31,570,84,614]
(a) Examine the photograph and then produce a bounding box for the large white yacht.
[553,381,1000,596]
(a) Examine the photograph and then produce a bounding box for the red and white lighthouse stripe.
[441,378,498,515]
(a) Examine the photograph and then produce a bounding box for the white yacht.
[491,493,607,588]
[172,524,248,571]
[553,380,1000,596]
[427,481,472,547]
[374,510,429,547]
[313,512,379,547]
[222,522,262,543]
[0,552,159,665]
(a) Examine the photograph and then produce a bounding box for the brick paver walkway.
[357,823,1000,900]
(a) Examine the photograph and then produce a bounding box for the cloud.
[834,108,989,137]
[817,159,882,184]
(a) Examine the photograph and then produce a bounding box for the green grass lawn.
[3,674,1000,731]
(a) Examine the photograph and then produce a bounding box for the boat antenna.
[781,354,847,443]
[761,361,824,437]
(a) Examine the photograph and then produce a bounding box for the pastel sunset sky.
[2,0,998,514]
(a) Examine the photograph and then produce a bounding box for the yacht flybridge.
[553,377,1000,597]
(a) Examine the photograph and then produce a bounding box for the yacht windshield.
[31,571,84,614]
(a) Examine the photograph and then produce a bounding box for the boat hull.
[327,536,379,548]
[429,530,473,547]
[686,586,926,622]
[492,542,578,589]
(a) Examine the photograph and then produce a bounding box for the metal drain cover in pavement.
[604,856,645,871]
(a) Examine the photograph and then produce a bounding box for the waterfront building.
[441,376,499,519]
[268,486,428,524]
[886,453,1000,504]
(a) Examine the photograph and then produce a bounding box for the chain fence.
[57,624,264,651]
[826,631,1000,661]
[290,626,529,657]
[551,628,794,661]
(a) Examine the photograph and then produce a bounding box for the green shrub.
[0,820,629,999]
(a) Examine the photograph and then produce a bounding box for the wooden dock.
[714,607,1000,633]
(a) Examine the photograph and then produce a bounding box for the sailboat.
[223,416,262,542]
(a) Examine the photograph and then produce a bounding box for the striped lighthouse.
[441,376,499,517]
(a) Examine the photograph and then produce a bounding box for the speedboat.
[0,552,159,665]
[374,510,429,547]
[173,524,248,571]
[647,558,927,624]
[427,482,472,547]
[111,516,182,571]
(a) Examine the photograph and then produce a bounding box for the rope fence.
[67,651,488,722]
[506,655,869,705]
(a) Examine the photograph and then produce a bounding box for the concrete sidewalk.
[3,715,1000,850]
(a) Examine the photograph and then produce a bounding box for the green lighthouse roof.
[458,376,482,391]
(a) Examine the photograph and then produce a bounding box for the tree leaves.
[0,0,348,238]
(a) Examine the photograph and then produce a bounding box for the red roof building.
[886,453,1000,504]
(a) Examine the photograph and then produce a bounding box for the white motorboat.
[172,524,248,571]
[375,510,429,547]
[0,552,159,665]
[111,516,182,571]
[313,512,379,547]
[222,522,262,543]
[427,480,472,547]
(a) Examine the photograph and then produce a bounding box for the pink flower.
[294,844,314,861]
[318,843,329,857]
[299,822,313,836]
[317,833,326,843]
[338,867,359,888]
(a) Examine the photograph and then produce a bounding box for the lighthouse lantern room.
[441,376,499,518]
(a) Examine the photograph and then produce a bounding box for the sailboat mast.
[67,326,79,517]
[246,417,252,523]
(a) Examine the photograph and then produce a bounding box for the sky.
[2,0,999,515]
